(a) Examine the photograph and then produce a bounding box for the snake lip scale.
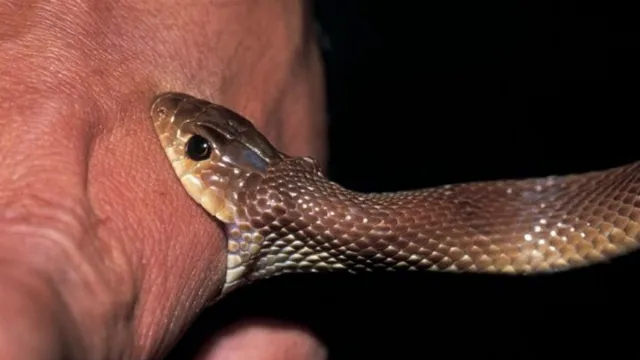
[149,92,640,297]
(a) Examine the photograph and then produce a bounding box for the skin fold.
[0,0,326,359]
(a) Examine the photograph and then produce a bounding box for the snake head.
[150,92,285,223]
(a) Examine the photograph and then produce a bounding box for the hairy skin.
[0,0,326,359]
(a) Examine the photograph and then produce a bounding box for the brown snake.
[149,92,640,296]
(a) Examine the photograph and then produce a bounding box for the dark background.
[169,2,639,359]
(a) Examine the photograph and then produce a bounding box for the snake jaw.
[198,188,234,223]
[150,93,245,222]
[176,172,231,223]
[164,150,240,224]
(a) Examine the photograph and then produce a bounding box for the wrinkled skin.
[0,0,326,359]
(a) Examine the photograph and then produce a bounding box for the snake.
[149,92,640,296]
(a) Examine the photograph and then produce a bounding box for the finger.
[196,319,327,360]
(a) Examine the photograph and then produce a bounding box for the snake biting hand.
[150,92,640,296]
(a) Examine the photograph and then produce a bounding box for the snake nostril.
[151,92,188,119]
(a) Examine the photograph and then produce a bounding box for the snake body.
[150,92,640,295]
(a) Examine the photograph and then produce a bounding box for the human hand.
[0,0,326,358]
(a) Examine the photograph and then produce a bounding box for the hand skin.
[0,0,327,359]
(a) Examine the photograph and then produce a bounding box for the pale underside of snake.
[149,92,640,296]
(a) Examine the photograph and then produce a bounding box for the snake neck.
[221,159,640,293]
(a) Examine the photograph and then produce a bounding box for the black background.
[168,2,639,359]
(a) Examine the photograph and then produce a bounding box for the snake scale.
[149,92,640,296]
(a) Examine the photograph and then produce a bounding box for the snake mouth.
[150,92,292,227]
[150,93,239,223]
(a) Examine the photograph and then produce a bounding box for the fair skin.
[0,0,326,359]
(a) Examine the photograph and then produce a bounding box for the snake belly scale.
[149,92,640,296]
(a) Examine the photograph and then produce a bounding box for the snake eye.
[185,135,212,161]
